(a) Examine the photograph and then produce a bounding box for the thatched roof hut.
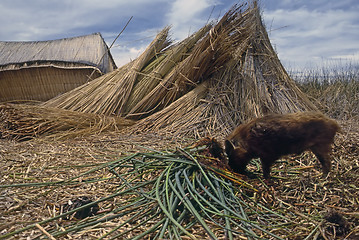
[0,33,116,102]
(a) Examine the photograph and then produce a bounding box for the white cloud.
[331,52,359,62]
[1,0,358,70]
[166,0,218,40]
[0,0,169,40]
[113,0,224,66]
[263,6,359,69]
[111,45,147,67]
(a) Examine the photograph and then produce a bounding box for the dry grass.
[131,2,316,139]
[42,2,315,133]
[0,103,134,141]
[294,66,359,120]
[0,133,189,239]
[0,120,358,239]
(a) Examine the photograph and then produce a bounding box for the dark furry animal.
[225,112,340,179]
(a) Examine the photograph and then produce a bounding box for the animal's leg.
[228,159,245,174]
[261,158,275,179]
[311,144,332,175]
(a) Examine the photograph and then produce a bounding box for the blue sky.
[1,0,358,70]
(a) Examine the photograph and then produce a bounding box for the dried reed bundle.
[0,104,134,141]
[23,1,316,140]
[132,82,209,137]
[132,3,317,139]
[44,27,172,115]
[124,25,212,117]
[43,3,260,120]
[42,62,133,112]
[126,3,258,119]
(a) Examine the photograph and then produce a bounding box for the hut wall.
[0,67,101,102]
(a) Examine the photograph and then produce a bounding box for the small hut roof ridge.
[0,33,117,73]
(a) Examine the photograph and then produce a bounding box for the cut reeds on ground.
[1,119,358,239]
[0,103,134,141]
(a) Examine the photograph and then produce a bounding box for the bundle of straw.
[4,1,317,140]
[125,3,259,119]
[44,27,172,116]
[132,2,317,138]
[0,104,134,141]
[43,3,261,120]
[124,24,212,118]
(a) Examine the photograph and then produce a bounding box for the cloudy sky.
[1,0,358,70]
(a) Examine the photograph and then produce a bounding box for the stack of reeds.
[43,26,172,115]
[1,1,317,140]
[132,2,317,138]
[47,2,315,138]
[44,3,267,119]
[0,103,134,141]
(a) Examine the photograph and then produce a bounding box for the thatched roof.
[0,33,117,102]
[0,33,116,73]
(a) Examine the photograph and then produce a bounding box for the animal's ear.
[224,140,234,154]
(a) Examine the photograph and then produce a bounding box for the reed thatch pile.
[1,1,316,140]
[0,103,134,141]
[42,2,315,139]
[131,3,317,138]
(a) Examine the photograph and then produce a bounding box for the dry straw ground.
[0,119,358,239]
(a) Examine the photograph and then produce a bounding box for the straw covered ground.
[0,118,358,239]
